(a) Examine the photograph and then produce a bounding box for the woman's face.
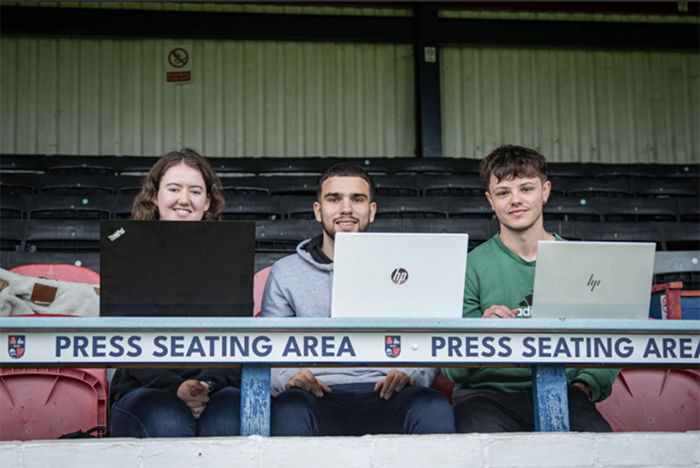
[154,163,211,221]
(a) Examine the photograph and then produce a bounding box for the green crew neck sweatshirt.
[442,233,618,403]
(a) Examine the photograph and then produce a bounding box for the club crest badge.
[8,335,26,359]
[385,335,401,358]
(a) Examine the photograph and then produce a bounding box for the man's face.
[485,174,551,234]
[314,176,377,245]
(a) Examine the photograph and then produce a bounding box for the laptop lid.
[532,241,656,319]
[100,220,255,317]
[331,232,468,318]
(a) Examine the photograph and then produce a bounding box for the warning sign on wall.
[165,44,192,84]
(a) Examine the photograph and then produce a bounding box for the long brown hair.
[131,148,225,221]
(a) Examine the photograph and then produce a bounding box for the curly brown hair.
[131,149,225,221]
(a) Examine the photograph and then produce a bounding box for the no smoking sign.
[165,44,192,83]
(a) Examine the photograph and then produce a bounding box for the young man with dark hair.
[443,145,617,433]
[261,162,455,436]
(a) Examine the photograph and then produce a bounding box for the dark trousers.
[271,383,455,436]
[452,385,613,433]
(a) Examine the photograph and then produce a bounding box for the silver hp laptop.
[532,241,656,319]
[331,232,468,318]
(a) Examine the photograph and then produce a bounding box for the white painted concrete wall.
[2,432,699,468]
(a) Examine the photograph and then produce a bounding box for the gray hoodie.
[261,237,438,396]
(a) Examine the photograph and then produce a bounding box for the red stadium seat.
[1,264,106,441]
[596,368,700,432]
[253,266,272,317]
[430,371,455,404]
[0,368,108,441]
[10,263,100,285]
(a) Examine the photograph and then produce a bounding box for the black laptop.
[100,220,255,317]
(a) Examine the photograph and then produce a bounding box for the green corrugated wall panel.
[441,47,699,163]
[1,37,415,157]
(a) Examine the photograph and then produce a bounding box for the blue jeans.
[111,387,241,438]
[271,383,455,436]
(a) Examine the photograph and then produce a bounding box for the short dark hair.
[131,148,225,221]
[479,145,548,189]
[316,162,376,200]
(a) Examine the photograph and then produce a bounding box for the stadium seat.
[629,178,699,198]
[220,176,273,196]
[374,196,449,219]
[0,194,29,219]
[653,251,700,291]
[543,196,602,222]
[27,194,114,220]
[282,196,317,219]
[373,175,421,196]
[400,218,493,250]
[597,197,679,222]
[0,368,109,441]
[556,177,634,198]
[444,196,493,219]
[0,173,38,195]
[367,218,404,234]
[592,163,699,179]
[36,173,118,195]
[392,157,480,175]
[0,251,101,274]
[47,158,117,175]
[596,369,700,432]
[253,266,272,317]
[243,157,329,176]
[547,162,597,178]
[676,197,700,221]
[572,222,663,248]
[657,222,700,251]
[255,219,315,253]
[262,176,319,196]
[0,219,26,252]
[1,264,107,441]
[591,163,657,179]
[429,371,455,404]
[542,220,577,239]
[10,263,100,285]
[114,194,134,219]
[25,219,101,253]
[223,195,284,221]
[116,156,159,176]
[254,251,293,274]
[114,175,146,195]
[420,174,483,196]
[209,157,259,177]
[0,154,48,173]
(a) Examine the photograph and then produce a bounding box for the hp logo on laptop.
[391,268,409,285]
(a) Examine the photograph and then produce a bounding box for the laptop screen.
[100,220,256,317]
[331,232,468,318]
[532,241,656,319]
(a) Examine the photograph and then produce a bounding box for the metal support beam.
[532,363,570,432]
[414,3,443,158]
[240,364,271,436]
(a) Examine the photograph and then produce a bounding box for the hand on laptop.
[285,369,333,397]
[483,305,519,318]
[177,380,211,419]
[374,370,416,400]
